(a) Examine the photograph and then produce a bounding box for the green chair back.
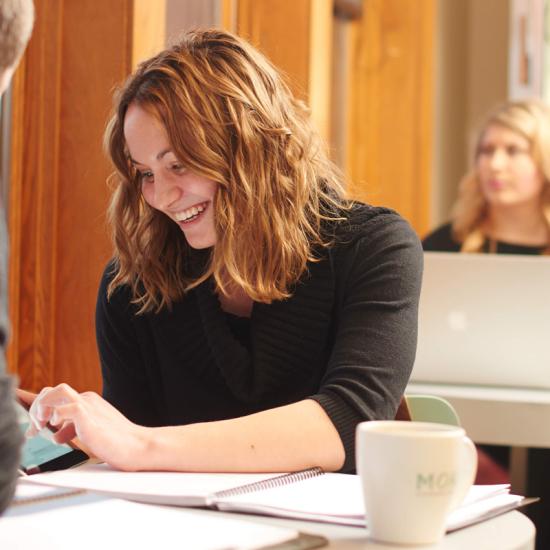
[405,394,461,426]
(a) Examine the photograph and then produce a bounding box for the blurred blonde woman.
[424,99,550,254]
[423,99,550,545]
[22,29,422,474]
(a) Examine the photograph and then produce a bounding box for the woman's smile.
[123,103,218,249]
[173,201,210,225]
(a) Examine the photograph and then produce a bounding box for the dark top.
[0,203,22,515]
[423,222,545,255]
[0,203,8,360]
[96,204,423,472]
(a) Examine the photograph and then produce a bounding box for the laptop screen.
[410,252,550,389]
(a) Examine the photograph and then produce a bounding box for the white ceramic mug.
[356,420,477,546]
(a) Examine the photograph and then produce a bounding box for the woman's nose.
[153,175,183,210]
[489,148,508,170]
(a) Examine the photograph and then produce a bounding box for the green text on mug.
[416,471,456,495]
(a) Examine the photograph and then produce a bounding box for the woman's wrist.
[117,424,158,471]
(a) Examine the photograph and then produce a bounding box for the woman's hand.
[27,383,150,471]
[16,388,38,408]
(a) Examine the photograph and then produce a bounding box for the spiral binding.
[212,467,324,500]
[10,488,86,508]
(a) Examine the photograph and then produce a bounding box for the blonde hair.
[451,99,550,254]
[105,29,348,313]
[0,0,34,71]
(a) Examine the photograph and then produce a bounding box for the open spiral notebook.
[17,463,536,532]
[7,485,327,550]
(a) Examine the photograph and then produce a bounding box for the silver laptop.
[410,252,550,389]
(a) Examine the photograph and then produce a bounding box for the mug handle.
[448,435,478,511]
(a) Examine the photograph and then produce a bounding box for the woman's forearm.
[138,399,345,472]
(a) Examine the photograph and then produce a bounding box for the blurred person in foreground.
[0,0,35,515]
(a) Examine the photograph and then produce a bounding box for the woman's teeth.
[175,203,206,222]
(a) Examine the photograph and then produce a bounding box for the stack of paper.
[17,463,531,531]
[4,489,324,550]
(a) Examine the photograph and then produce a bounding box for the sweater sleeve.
[309,211,423,472]
[96,263,160,426]
[0,206,21,513]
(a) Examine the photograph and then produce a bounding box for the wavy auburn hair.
[105,29,349,313]
[451,99,550,254]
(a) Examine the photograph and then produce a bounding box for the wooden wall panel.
[8,0,66,392]
[236,0,311,98]
[52,1,133,391]
[8,0,165,393]
[307,0,333,142]
[235,0,333,141]
[133,0,167,68]
[220,0,238,31]
[345,0,435,234]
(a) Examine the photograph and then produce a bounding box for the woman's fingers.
[52,420,77,444]
[22,384,82,445]
[39,383,80,406]
[16,388,37,407]
[28,387,53,431]
[25,423,39,438]
[23,384,139,469]
[50,401,83,427]
[28,383,80,432]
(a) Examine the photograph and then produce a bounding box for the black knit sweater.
[423,222,545,255]
[96,204,423,472]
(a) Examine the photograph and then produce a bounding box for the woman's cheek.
[141,184,155,209]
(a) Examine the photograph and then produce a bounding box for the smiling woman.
[124,103,218,250]
[24,29,423,474]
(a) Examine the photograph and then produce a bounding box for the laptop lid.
[410,252,550,389]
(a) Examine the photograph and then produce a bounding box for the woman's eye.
[478,145,494,156]
[138,170,154,182]
[506,145,525,156]
[171,163,186,173]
